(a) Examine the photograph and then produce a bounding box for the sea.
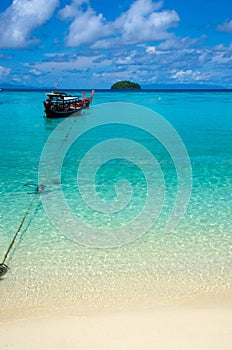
[0,89,231,317]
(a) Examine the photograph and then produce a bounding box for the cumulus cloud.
[60,0,180,47]
[217,19,232,33]
[59,0,89,19]
[59,0,111,46]
[67,10,110,46]
[0,0,59,48]
[114,0,179,43]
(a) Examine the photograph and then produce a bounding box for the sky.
[0,0,231,89]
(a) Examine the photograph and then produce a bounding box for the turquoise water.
[0,90,232,316]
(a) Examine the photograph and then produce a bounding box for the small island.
[111,80,141,90]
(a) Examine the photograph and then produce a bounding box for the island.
[111,80,141,90]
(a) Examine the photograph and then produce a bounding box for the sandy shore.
[1,305,232,350]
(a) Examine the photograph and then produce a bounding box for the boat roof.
[46,91,81,101]
[63,96,79,101]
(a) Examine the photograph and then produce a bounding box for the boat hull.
[45,107,82,118]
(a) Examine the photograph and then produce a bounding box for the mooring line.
[0,114,80,278]
[0,190,39,277]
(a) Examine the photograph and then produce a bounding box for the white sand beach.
[1,305,232,350]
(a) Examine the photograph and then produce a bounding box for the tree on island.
[111,81,141,90]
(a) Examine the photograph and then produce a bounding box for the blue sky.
[0,0,231,89]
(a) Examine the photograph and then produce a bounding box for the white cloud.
[158,35,206,51]
[0,0,59,48]
[171,69,193,80]
[0,65,11,77]
[61,0,179,47]
[59,0,89,19]
[171,69,211,82]
[29,68,42,76]
[67,10,110,46]
[114,0,179,43]
[90,38,121,50]
[211,53,232,64]
[59,1,111,46]
[146,46,156,54]
[217,19,232,33]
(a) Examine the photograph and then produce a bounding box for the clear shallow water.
[0,90,232,317]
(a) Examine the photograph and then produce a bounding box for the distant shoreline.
[1,88,232,92]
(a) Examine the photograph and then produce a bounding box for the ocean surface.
[0,90,231,317]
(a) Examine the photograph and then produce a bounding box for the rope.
[0,113,81,277]
[1,193,38,265]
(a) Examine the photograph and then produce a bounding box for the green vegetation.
[111,80,141,90]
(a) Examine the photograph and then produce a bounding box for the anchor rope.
[0,113,80,270]
[1,193,38,265]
